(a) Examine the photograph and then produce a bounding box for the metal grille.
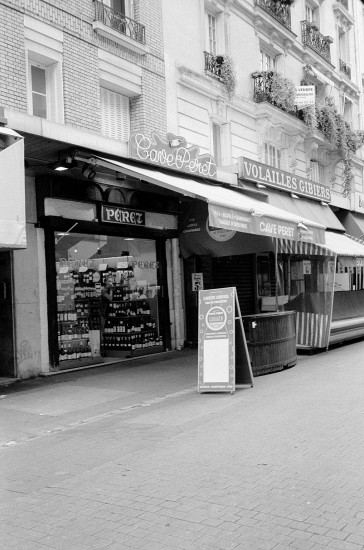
[254,0,291,30]
[94,1,145,44]
[301,20,332,63]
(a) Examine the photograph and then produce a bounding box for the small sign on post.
[192,273,204,292]
[198,287,253,393]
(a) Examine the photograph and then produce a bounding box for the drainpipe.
[171,238,182,350]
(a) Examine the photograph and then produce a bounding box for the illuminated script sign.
[129,131,217,179]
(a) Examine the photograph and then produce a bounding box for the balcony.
[93,0,147,54]
[252,70,304,121]
[301,21,333,64]
[204,51,223,81]
[254,0,291,30]
[339,59,351,80]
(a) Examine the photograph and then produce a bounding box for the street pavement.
[1,344,364,549]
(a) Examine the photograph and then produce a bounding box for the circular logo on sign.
[206,219,236,241]
[205,306,227,331]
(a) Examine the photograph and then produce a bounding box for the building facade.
[1,0,364,379]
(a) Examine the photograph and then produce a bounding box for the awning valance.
[0,126,26,249]
[92,157,326,244]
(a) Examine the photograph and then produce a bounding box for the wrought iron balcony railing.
[254,0,291,30]
[251,70,304,121]
[94,0,145,44]
[338,0,349,9]
[339,59,351,79]
[301,20,333,63]
[204,51,223,80]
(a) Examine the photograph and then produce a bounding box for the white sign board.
[295,86,315,108]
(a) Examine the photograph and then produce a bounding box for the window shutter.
[47,62,64,123]
[100,88,130,141]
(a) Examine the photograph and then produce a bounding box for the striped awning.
[276,239,333,256]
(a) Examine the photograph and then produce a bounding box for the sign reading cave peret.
[129,131,218,179]
[101,205,145,226]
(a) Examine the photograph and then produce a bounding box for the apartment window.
[27,58,64,122]
[305,4,318,25]
[310,160,324,183]
[339,29,349,62]
[343,98,352,123]
[207,13,217,54]
[103,0,134,18]
[260,50,276,71]
[30,64,47,118]
[100,87,130,141]
[265,143,281,169]
[212,123,222,166]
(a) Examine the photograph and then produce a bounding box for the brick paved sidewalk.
[1,343,364,549]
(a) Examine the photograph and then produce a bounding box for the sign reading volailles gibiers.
[239,157,331,202]
[101,205,145,226]
[129,131,217,179]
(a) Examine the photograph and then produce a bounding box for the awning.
[243,183,345,232]
[324,231,364,257]
[0,127,26,249]
[336,211,364,239]
[93,157,326,244]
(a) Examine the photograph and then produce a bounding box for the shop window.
[257,254,271,297]
[27,58,64,122]
[265,143,281,169]
[54,233,163,366]
[100,87,130,141]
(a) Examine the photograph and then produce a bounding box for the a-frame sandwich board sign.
[198,287,254,393]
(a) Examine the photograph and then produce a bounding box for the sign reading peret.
[239,157,331,202]
[198,287,253,393]
[101,205,145,226]
[129,131,217,179]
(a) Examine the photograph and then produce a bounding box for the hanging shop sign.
[129,131,217,179]
[101,205,145,226]
[294,85,315,108]
[198,287,253,393]
[239,157,331,202]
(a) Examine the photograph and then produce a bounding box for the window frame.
[265,143,281,169]
[28,61,48,119]
[100,87,131,141]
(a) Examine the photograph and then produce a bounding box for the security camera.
[297,222,308,231]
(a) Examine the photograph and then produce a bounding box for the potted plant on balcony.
[269,71,296,112]
[219,55,237,98]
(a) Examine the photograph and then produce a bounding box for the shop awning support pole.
[171,238,183,350]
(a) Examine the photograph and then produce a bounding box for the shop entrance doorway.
[0,251,16,377]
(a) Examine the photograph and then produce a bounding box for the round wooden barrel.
[242,311,297,376]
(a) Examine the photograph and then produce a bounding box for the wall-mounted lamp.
[256,183,267,189]
[320,201,329,206]
[250,209,263,217]
[291,193,300,199]
[297,221,308,232]
[82,163,96,180]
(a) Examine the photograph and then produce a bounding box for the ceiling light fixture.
[50,155,78,172]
